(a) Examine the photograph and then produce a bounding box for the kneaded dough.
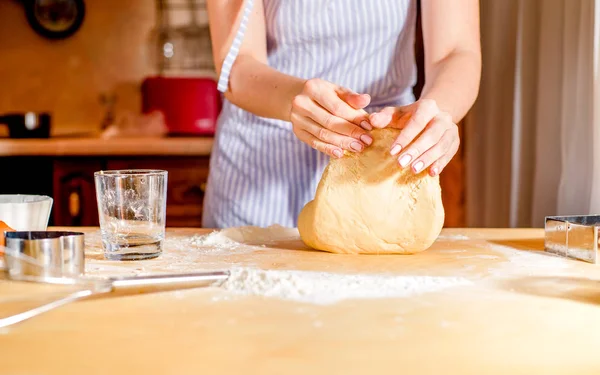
[298,128,445,254]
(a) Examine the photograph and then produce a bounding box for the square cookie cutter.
[544,215,600,264]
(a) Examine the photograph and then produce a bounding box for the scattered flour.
[188,231,240,248]
[438,234,470,240]
[485,243,571,275]
[175,225,298,253]
[457,254,500,260]
[162,230,259,256]
[186,225,298,248]
[215,267,473,305]
[218,225,299,245]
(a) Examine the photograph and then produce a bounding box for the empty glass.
[94,170,168,260]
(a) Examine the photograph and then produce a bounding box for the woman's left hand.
[368,99,460,177]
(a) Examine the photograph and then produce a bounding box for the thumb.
[338,88,371,110]
[368,106,398,128]
[345,93,371,109]
[369,106,413,129]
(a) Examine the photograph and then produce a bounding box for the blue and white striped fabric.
[203,0,418,229]
[217,0,254,92]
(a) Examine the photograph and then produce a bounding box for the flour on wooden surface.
[439,249,467,254]
[214,267,473,305]
[457,254,500,260]
[438,234,470,240]
[181,225,298,252]
[485,243,571,275]
[188,231,239,247]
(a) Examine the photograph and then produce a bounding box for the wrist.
[284,79,308,122]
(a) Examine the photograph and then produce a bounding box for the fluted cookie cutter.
[3,231,85,282]
[544,215,600,264]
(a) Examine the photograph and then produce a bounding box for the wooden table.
[1,227,600,374]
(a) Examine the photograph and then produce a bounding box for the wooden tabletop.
[1,227,600,374]
[0,137,214,156]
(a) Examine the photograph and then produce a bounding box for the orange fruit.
[0,220,14,247]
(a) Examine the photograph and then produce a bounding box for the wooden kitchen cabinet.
[106,158,209,227]
[53,159,103,227]
[52,157,210,227]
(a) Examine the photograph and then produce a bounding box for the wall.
[0,0,156,135]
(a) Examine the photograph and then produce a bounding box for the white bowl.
[0,195,53,231]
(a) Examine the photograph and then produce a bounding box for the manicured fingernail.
[399,154,412,167]
[413,160,424,173]
[390,144,402,156]
[430,167,439,176]
[360,121,373,131]
[333,149,343,158]
[360,134,373,145]
[351,141,363,152]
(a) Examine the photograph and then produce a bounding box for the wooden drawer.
[105,157,210,227]
[52,159,102,226]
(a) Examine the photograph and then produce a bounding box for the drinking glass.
[94,170,167,260]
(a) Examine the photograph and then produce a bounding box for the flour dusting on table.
[485,243,571,276]
[215,267,473,305]
[438,234,470,240]
[187,231,242,250]
[182,225,299,251]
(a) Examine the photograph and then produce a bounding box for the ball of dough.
[298,128,445,254]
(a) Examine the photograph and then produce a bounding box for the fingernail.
[360,121,373,131]
[390,144,402,156]
[430,167,439,176]
[360,134,373,145]
[351,141,363,152]
[399,154,412,167]
[333,149,343,158]
[413,160,424,173]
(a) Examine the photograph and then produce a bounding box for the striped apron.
[202,0,418,228]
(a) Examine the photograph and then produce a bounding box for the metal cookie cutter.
[3,231,85,282]
[544,215,600,264]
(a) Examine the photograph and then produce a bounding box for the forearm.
[225,55,306,122]
[420,50,481,123]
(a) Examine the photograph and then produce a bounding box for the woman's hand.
[291,78,374,158]
[369,99,460,177]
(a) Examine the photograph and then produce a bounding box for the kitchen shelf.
[0,137,214,157]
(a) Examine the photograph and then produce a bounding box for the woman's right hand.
[290,78,374,158]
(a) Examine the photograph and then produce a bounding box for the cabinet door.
[53,159,102,227]
[106,157,209,227]
[439,121,465,227]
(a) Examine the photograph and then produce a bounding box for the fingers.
[292,78,379,156]
[291,112,368,154]
[395,114,459,175]
[427,137,460,176]
[390,99,440,156]
[294,129,344,158]
[292,95,372,143]
[304,78,369,125]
